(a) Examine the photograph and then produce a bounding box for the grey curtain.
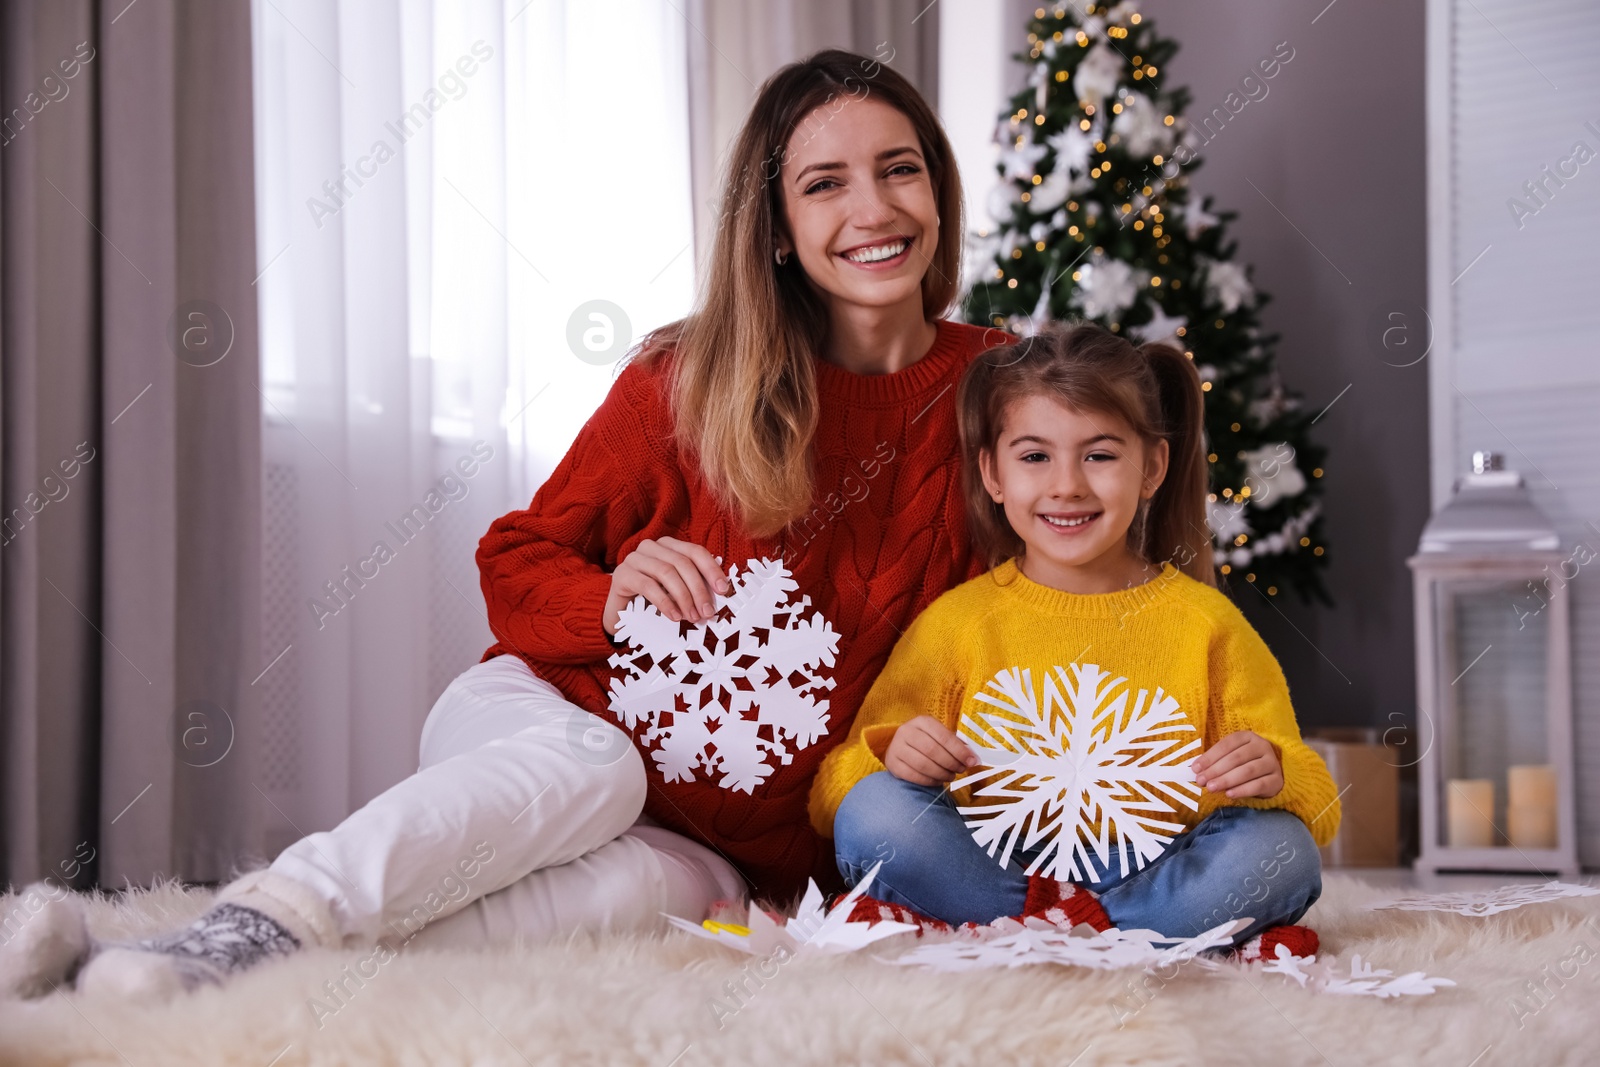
[1,0,263,889]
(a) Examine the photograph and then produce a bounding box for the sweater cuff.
[1270,744,1342,848]
[564,571,621,659]
[863,723,901,763]
[494,570,619,665]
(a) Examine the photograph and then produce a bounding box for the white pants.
[268,656,746,950]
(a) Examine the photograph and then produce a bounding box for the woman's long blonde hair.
[635,49,964,537]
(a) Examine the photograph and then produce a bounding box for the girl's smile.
[979,394,1168,595]
[1038,509,1102,533]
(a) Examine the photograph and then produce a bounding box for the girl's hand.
[1192,731,1284,798]
[603,537,733,635]
[884,716,979,786]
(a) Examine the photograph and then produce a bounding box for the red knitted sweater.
[476,318,1012,898]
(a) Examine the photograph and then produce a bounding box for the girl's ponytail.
[1138,342,1215,586]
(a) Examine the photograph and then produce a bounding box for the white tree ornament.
[1069,258,1145,323]
[1129,306,1188,349]
[607,558,839,793]
[1073,41,1123,106]
[1110,92,1174,158]
[1203,258,1254,314]
[1240,443,1307,503]
[1047,123,1096,177]
[953,663,1203,881]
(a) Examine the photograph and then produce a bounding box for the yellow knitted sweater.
[808,559,1341,847]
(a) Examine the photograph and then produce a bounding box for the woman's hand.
[884,716,979,786]
[1192,730,1284,799]
[603,537,732,635]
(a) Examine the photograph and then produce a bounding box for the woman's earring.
[774,248,788,266]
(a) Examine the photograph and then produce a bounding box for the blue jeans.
[833,771,1322,944]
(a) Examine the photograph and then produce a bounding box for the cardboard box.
[1307,732,1400,867]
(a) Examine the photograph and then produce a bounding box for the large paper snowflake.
[953,662,1202,881]
[607,558,839,793]
[1371,881,1600,918]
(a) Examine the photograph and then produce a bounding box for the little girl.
[808,321,1340,956]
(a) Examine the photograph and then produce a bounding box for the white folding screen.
[1426,0,1600,864]
[251,0,694,847]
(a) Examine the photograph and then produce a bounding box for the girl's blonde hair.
[635,49,964,536]
[955,320,1215,584]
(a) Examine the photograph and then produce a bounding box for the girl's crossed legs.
[832,770,1320,944]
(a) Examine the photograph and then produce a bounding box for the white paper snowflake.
[890,916,1249,974]
[1260,946,1455,998]
[663,861,917,957]
[607,558,839,793]
[952,662,1202,881]
[1371,881,1600,918]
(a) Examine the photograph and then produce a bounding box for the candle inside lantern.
[1508,764,1556,808]
[1446,779,1495,848]
[1507,764,1557,849]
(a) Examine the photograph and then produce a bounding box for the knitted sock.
[76,870,339,1000]
[1021,875,1112,932]
[1233,923,1319,963]
[842,893,952,935]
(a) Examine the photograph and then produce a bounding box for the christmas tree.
[961,1,1330,603]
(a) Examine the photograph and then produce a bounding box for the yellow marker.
[701,920,750,937]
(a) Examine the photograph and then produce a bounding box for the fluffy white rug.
[1,873,1595,1066]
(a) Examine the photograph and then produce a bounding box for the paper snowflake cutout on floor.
[953,663,1202,881]
[607,557,839,793]
[1260,947,1455,998]
[889,917,1249,974]
[1370,881,1600,918]
[663,862,917,957]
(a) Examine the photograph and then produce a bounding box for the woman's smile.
[838,235,914,269]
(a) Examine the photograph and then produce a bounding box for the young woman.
[814,323,1338,956]
[3,49,1013,999]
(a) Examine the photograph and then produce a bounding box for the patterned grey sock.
[92,902,301,991]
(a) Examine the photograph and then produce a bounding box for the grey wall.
[1003,0,1431,731]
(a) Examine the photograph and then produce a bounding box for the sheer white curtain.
[250,0,694,846]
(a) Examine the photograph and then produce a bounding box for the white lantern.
[1408,452,1579,878]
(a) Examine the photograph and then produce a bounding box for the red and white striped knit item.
[842,874,1113,937]
[841,877,1319,961]
[1232,923,1320,962]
